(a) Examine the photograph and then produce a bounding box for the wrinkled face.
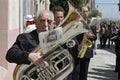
[81,7,89,19]
[35,11,54,33]
[54,11,64,26]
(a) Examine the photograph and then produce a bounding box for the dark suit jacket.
[76,31,97,59]
[6,30,39,64]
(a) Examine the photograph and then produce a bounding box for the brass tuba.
[13,1,89,80]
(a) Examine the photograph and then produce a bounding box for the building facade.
[0,0,50,80]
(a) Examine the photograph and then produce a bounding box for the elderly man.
[6,10,54,68]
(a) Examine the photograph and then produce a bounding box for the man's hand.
[87,32,94,38]
[28,52,47,68]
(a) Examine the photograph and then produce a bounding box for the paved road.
[88,44,118,80]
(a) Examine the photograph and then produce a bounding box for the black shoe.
[107,45,110,48]
[114,70,118,73]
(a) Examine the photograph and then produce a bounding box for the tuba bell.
[13,1,90,80]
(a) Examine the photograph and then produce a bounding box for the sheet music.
[39,27,63,48]
[90,17,101,26]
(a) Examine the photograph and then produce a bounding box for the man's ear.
[34,18,39,27]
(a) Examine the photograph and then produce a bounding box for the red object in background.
[25,15,34,27]
[26,21,34,27]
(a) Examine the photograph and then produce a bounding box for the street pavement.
[88,44,118,80]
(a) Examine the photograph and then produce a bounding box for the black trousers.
[115,55,118,72]
[100,34,107,48]
[117,52,120,80]
[79,57,90,80]
[67,57,90,80]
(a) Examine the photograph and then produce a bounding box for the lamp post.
[118,0,120,11]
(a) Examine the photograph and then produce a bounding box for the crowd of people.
[5,2,120,80]
[97,21,120,80]
[98,21,120,49]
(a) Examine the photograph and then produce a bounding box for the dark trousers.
[117,53,120,80]
[79,57,90,80]
[115,55,118,72]
[106,36,111,48]
[118,72,120,80]
[66,64,80,80]
[67,57,90,80]
[100,34,107,48]
[115,51,120,80]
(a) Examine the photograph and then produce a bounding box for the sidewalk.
[88,45,118,80]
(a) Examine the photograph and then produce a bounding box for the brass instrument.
[76,4,95,58]
[13,1,90,80]
[13,46,74,80]
[78,33,92,58]
[60,1,92,59]
[66,39,76,48]
[58,1,81,27]
[77,19,93,58]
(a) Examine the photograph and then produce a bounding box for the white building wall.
[0,0,50,80]
[0,0,19,80]
[9,0,19,30]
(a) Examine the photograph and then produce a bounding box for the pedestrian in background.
[106,24,112,48]
[99,22,107,48]
[25,15,34,27]
[25,15,36,33]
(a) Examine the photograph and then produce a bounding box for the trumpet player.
[63,4,97,80]
[72,5,97,80]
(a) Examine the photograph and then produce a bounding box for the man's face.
[81,7,89,19]
[54,11,64,26]
[35,12,54,33]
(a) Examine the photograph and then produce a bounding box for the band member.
[52,4,96,80]
[78,5,96,80]
[51,6,65,27]
[6,10,55,68]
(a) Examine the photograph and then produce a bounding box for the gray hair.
[35,10,54,21]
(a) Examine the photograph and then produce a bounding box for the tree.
[88,10,102,18]
[50,0,84,16]
[50,0,68,16]
[70,0,84,9]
